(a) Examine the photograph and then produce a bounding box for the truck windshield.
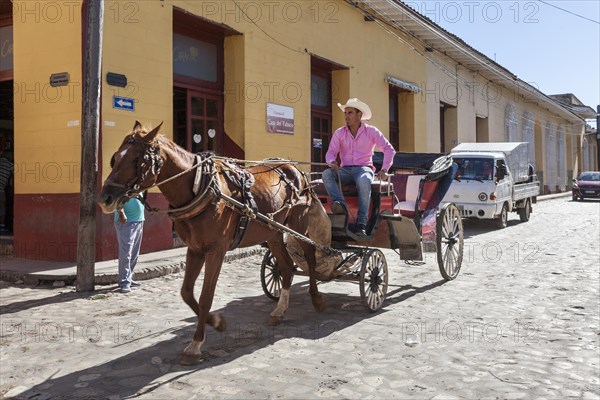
[455,158,494,181]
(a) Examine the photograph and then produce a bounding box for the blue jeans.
[115,221,144,289]
[323,166,374,226]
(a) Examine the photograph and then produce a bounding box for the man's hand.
[328,162,339,171]
[376,169,388,181]
[118,210,127,224]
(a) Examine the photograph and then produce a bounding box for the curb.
[93,246,266,286]
[536,192,572,201]
[1,194,570,287]
[1,246,266,287]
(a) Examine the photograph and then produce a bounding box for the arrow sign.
[113,96,135,111]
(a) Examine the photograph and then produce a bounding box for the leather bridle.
[105,134,164,199]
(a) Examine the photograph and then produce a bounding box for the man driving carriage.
[323,98,396,236]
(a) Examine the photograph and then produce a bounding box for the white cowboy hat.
[337,98,372,121]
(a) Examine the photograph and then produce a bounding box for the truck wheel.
[519,199,531,222]
[496,204,508,229]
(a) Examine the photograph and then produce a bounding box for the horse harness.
[145,152,310,251]
[127,137,336,255]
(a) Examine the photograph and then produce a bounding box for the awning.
[385,76,421,93]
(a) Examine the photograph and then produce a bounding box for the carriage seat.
[392,175,425,216]
[391,174,439,217]
[311,179,394,197]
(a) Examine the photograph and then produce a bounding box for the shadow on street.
[8,274,447,399]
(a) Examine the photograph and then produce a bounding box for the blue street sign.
[113,96,135,111]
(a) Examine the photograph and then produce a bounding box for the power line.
[537,0,600,25]
[231,0,304,54]
[345,1,592,135]
[353,1,586,128]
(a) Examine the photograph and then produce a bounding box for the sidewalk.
[0,245,265,286]
[0,192,570,286]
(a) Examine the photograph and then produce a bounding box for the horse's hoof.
[267,315,283,326]
[212,313,227,332]
[180,353,203,365]
[312,297,327,313]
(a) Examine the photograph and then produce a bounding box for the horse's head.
[97,121,164,213]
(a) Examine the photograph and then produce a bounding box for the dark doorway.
[0,80,13,236]
[311,111,332,173]
[173,8,227,155]
[173,88,222,154]
[311,57,336,173]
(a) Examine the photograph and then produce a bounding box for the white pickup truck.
[442,142,540,228]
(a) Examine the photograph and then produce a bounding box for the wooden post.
[77,0,104,292]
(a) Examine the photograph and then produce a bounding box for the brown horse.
[98,121,328,364]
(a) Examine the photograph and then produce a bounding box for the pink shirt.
[326,123,396,171]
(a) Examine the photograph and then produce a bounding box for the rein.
[116,137,337,255]
[137,150,320,216]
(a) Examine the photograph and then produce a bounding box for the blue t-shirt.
[114,198,145,222]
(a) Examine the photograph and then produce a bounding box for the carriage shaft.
[219,193,338,255]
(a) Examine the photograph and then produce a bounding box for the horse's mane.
[129,126,184,155]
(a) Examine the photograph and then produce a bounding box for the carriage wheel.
[436,203,464,281]
[359,249,389,312]
[260,250,282,301]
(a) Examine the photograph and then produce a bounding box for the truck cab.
[444,152,512,220]
[441,142,540,228]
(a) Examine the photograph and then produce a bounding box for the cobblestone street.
[1,196,599,399]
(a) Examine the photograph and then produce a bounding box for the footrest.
[329,213,347,230]
[379,213,404,222]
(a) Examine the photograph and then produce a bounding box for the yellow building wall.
[224,34,246,153]
[13,0,584,193]
[14,1,176,190]
[100,1,173,182]
[13,1,83,194]
[171,0,427,165]
[424,58,456,151]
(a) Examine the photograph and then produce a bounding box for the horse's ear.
[133,120,143,131]
[145,122,163,142]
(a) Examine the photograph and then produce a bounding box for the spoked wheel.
[260,250,282,300]
[518,199,531,222]
[359,249,389,312]
[436,203,464,281]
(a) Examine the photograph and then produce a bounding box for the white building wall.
[522,111,535,168]
[505,104,518,141]
[545,122,557,191]
[557,125,566,190]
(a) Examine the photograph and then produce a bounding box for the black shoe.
[331,201,347,215]
[355,224,367,236]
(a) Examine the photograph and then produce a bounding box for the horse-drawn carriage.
[260,151,464,311]
[98,122,463,364]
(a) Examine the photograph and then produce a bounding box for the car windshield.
[579,172,600,181]
[455,158,494,181]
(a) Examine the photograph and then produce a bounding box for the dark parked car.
[572,171,600,201]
